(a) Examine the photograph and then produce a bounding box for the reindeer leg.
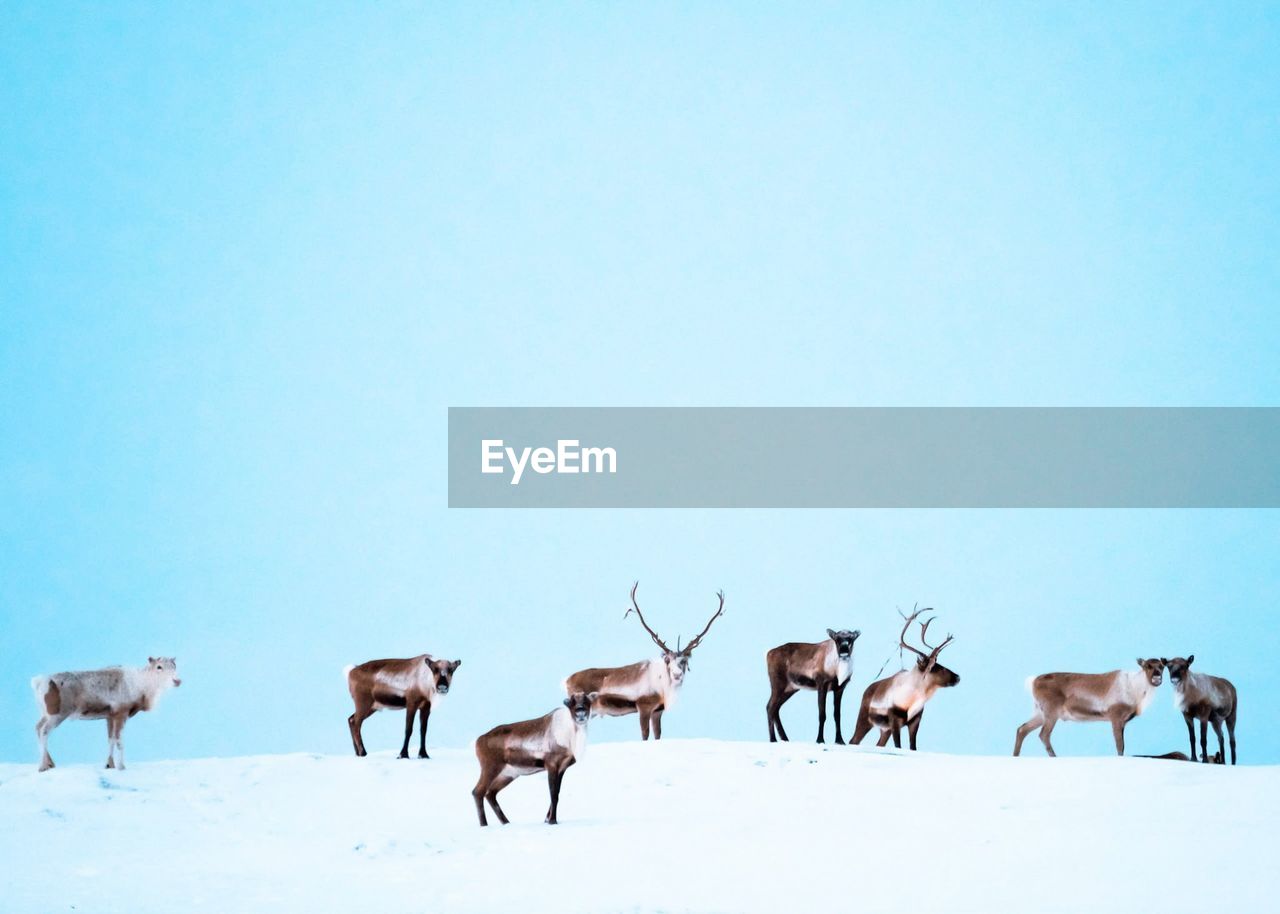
[1110,715,1126,756]
[1226,707,1238,765]
[875,727,892,747]
[398,703,417,759]
[890,715,902,749]
[833,681,846,744]
[1038,713,1059,757]
[348,697,374,757]
[1014,711,1044,757]
[638,702,652,741]
[852,702,873,746]
[547,756,577,823]
[105,716,117,769]
[816,681,829,743]
[114,714,127,770]
[651,705,664,740]
[36,715,59,772]
[485,772,515,826]
[545,762,565,825]
[1199,718,1209,762]
[768,688,795,742]
[473,778,489,827]
[1211,717,1226,764]
[418,703,432,758]
[907,710,923,751]
[1183,712,1196,760]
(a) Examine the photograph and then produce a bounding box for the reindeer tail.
[1023,675,1044,712]
[342,664,355,680]
[32,675,59,715]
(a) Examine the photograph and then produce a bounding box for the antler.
[897,604,929,661]
[897,604,954,671]
[624,582,672,653]
[917,615,954,671]
[682,590,726,654]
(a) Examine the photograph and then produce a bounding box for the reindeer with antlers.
[852,606,960,750]
[564,582,725,740]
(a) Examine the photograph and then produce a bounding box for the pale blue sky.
[2,3,1277,765]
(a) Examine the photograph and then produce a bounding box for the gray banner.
[447,407,1280,508]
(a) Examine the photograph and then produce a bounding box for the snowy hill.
[1,740,1274,914]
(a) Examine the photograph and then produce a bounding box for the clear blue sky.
[2,3,1277,765]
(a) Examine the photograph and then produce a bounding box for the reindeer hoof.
[418,751,429,759]
[105,759,115,769]
[38,762,53,772]
[397,751,410,759]
[835,738,846,745]
[816,737,826,744]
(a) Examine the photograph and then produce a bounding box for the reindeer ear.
[563,697,572,708]
[452,659,462,669]
[148,657,156,664]
[1160,658,1169,665]
[1136,658,1144,668]
[852,630,861,640]
[1186,654,1194,665]
[827,628,838,640]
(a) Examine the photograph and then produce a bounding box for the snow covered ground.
[1,739,1274,914]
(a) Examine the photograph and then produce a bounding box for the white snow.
[1,740,1274,913]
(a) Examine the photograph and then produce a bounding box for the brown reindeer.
[473,691,599,826]
[766,629,861,743]
[345,655,461,758]
[1164,655,1238,765]
[565,583,725,740]
[852,607,959,749]
[1138,749,1224,763]
[1013,658,1164,757]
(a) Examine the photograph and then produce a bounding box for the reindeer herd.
[30,585,1242,827]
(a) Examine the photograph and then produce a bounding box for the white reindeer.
[33,657,182,771]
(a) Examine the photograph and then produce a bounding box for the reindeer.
[564,582,725,740]
[32,657,182,772]
[1137,750,1224,763]
[473,691,600,826]
[1013,658,1165,757]
[766,629,861,743]
[1164,655,1238,765]
[345,654,461,758]
[852,608,959,750]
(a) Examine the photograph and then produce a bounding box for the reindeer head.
[626,583,726,685]
[563,690,600,723]
[1161,655,1194,686]
[826,628,861,661]
[148,656,181,687]
[1136,657,1164,687]
[425,657,462,694]
[897,607,959,686]
[661,651,690,686]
